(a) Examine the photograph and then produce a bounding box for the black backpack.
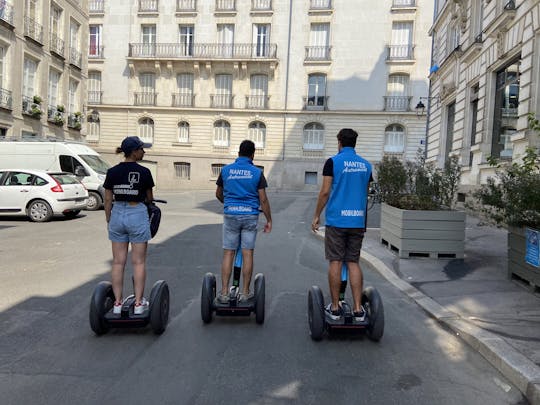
[147,202,162,238]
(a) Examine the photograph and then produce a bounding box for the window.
[305,171,318,185]
[446,23,460,55]
[444,103,456,158]
[253,24,270,57]
[50,5,62,37]
[89,25,102,57]
[174,73,193,107]
[23,58,37,98]
[70,20,80,51]
[306,74,326,109]
[59,155,84,173]
[213,120,230,147]
[493,60,520,158]
[307,23,330,60]
[248,121,266,149]
[174,162,190,179]
[384,124,405,153]
[211,163,225,178]
[26,0,39,21]
[469,84,479,147]
[217,24,234,57]
[214,74,232,108]
[0,128,6,139]
[138,118,154,143]
[0,46,4,89]
[22,131,38,139]
[471,0,483,40]
[178,25,194,56]
[141,25,156,56]
[48,69,61,109]
[390,21,413,59]
[88,71,102,104]
[386,74,409,111]
[87,121,100,141]
[303,122,324,150]
[178,121,189,143]
[248,74,268,109]
[68,79,78,113]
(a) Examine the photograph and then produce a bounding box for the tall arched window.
[248,121,266,149]
[138,117,154,143]
[303,122,324,150]
[87,121,100,141]
[384,124,405,153]
[213,120,230,147]
[306,74,327,109]
[178,121,189,143]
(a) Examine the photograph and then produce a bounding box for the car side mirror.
[75,166,87,177]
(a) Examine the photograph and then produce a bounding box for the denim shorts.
[223,214,259,250]
[108,202,151,243]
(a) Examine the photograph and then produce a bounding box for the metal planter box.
[380,203,466,259]
[508,226,540,290]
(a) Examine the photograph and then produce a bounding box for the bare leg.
[111,242,129,303]
[328,260,342,311]
[241,249,254,295]
[347,261,364,312]
[220,249,235,295]
[131,242,148,305]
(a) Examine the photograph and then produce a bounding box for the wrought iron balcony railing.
[386,44,415,60]
[210,94,233,108]
[0,88,12,110]
[310,0,332,10]
[252,0,271,10]
[67,113,82,130]
[89,45,104,59]
[24,16,43,44]
[69,47,82,67]
[245,95,269,109]
[172,93,195,107]
[134,91,157,106]
[383,96,412,111]
[305,46,332,61]
[128,42,277,59]
[22,96,42,117]
[392,0,416,7]
[139,0,158,12]
[216,0,235,11]
[50,34,64,57]
[89,0,105,13]
[303,96,329,110]
[177,0,196,11]
[0,2,14,27]
[88,91,103,105]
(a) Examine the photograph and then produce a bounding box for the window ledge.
[172,142,192,147]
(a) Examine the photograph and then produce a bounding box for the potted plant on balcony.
[72,111,83,130]
[377,149,465,258]
[471,114,540,286]
[53,105,65,126]
[30,95,43,118]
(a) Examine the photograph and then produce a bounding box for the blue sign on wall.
[525,228,540,268]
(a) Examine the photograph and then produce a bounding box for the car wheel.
[254,273,265,325]
[149,280,170,335]
[308,286,325,341]
[201,273,216,324]
[28,200,53,222]
[362,286,385,342]
[63,210,81,219]
[89,281,114,335]
[86,191,102,211]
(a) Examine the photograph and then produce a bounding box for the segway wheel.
[149,280,170,335]
[89,281,114,335]
[362,286,385,342]
[308,286,325,341]
[254,273,265,325]
[201,273,216,323]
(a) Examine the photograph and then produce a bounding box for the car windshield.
[79,155,110,174]
[50,173,81,185]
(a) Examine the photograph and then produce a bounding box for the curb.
[314,229,540,404]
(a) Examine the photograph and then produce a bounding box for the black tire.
[308,286,325,341]
[27,199,53,222]
[89,281,114,335]
[254,273,265,325]
[201,273,216,324]
[362,286,385,342]
[86,191,102,211]
[149,280,170,335]
[63,210,81,219]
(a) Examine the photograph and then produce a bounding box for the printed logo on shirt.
[129,172,140,184]
[342,161,368,173]
[228,206,255,213]
[341,209,365,217]
[227,169,253,180]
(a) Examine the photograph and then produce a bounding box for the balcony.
[172,93,195,107]
[47,106,65,126]
[139,0,158,12]
[134,91,157,106]
[24,17,43,45]
[0,2,14,28]
[384,96,412,111]
[0,88,12,110]
[176,0,196,12]
[22,96,43,118]
[216,0,235,11]
[69,47,82,68]
[252,0,271,11]
[210,94,233,108]
[89,0,105,14]
[245,95,269,109]
[391,0,416,7]
[89,45,104,59]
[386,44,415,61]
[67,113,82,130]
[305,46,332,62]
[303,96,328,111]
[88,91,103,105]
[128,43,278,60]
[309,0,332,10]
[50,34,65,58]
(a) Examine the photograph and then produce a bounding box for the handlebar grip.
[152,199,167,204]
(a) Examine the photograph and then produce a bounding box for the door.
[391,21,413,58]
[179,25,194,56]
[217,24,234,57]
[0,171,35,212]
[309,23,329,59]
[253,24,269,57]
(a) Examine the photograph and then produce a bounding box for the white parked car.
[0,169,89,222]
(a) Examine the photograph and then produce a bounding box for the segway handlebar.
[152,199,167,204]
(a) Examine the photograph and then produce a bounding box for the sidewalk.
[319,216,540,404]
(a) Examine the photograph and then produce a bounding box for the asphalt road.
[0,191,526,404]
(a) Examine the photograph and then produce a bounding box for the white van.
[0,141,110,210]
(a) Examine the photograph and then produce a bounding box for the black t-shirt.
[103,162,154,202]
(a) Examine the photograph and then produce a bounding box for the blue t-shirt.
[216,156,267,215]
[324,147,372,228]
[103,162,154,202]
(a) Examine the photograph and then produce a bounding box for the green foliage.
[33,95,42,105]
[376,149,461,210]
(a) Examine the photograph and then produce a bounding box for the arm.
[146,187,154,204]
[104,189,113,223]
[216,185,224,203]
[311,175,332,232]
[258,188,272,233]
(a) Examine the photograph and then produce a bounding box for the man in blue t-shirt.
[216,140,272,303]
[312,128,373,320]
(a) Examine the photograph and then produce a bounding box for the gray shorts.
[223,214,258,250]
[325,226,365,262]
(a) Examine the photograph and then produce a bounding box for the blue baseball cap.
[120,136,152,153]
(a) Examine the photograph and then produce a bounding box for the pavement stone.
[316,215,540,404]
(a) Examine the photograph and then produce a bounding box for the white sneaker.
[134,298,149,315]
[113,302,122,315]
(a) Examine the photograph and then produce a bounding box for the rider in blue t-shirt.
[311,128,373,321]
